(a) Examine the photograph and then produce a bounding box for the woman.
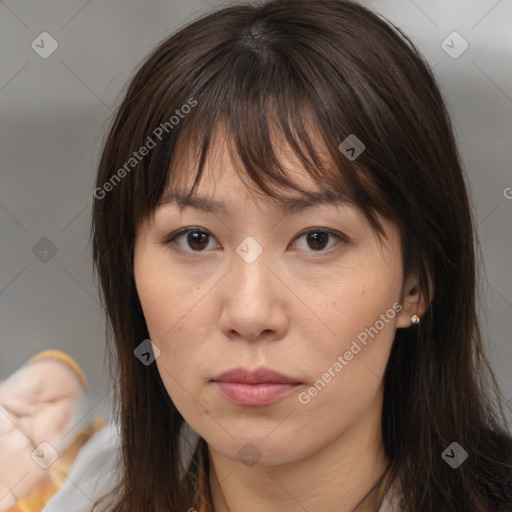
[90,0,512,510]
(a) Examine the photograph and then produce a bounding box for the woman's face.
[133,135,417,467]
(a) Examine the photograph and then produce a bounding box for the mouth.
[211,367,302,407]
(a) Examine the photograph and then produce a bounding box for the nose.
[218,250,289,342]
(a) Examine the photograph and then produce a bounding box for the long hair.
[91,1,512,510]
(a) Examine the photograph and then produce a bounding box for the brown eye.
[293,229,345,253]
[166,228,219,253]
[306,232,329,250]
[165,227,346,255]
[186,231,210,251]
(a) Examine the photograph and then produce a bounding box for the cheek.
[135,253,196,340]
[137,275,213,361]
[138,284,211,425]
[134,257,215,406]
[291,261,401,424]
[294,286,399,447]
[307,260,401,356]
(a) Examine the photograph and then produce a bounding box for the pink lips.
[212,368,301,407]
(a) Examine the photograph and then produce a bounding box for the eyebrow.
[157,189,350,215]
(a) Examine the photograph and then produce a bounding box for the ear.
[396,273,434,328]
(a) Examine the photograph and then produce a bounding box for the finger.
[0,406,18,436]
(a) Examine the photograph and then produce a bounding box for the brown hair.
[91,1,512,510]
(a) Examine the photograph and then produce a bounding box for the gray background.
[1,0,511,433]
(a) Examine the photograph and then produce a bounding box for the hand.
[0,357,84,507]
[0,405,43,510]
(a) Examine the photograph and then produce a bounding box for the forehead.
[161,122,350,213]
[158,188,353,217]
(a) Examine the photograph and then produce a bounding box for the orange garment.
[4,350,104,512]
[6,417,106,512]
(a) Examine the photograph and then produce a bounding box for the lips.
[212,368,302,407]
[214,367,301,385]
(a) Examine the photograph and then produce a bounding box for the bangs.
[124,10,416,242]
[152,61,388,239]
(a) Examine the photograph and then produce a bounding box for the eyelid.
[290,228,347,254]
[164,227,219,253]
[293,227,349,243]
[163,226,348,253]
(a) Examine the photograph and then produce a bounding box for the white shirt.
[42,423,401,512]
[41,422,121,512]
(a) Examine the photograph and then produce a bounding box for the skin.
[134,131,430,512]
[0,358,83,508]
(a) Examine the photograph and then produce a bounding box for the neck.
[208,389,389,512]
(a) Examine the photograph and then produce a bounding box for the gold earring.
[410,314,420,325]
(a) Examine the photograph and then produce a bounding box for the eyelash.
[164,227,347,255]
